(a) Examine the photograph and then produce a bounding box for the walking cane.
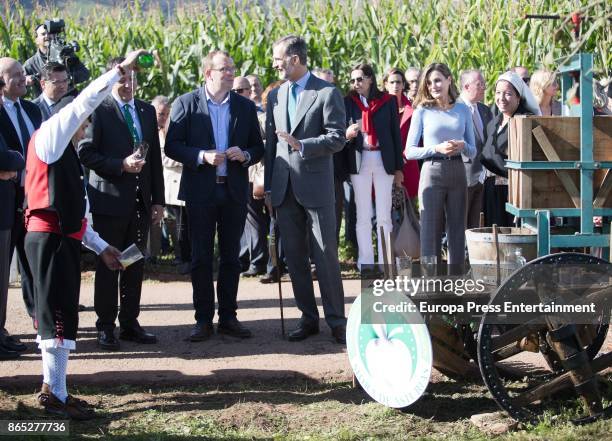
[269,212,286,338]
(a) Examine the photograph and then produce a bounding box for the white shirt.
[111,93,143,142]
[34,68,123,255]
[41,93,56,108]
[2,96,35,151]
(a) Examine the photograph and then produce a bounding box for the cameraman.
[24,23,90,98]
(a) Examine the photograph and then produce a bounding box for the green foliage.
[0,0,610,102]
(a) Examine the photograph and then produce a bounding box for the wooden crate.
[508,116,612,209]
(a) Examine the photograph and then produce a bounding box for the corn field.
[0,0,610,102]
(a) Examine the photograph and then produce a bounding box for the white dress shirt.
[1,96,36,150]
[34,68,123,254]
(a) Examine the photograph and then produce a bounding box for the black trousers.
[10,205,35,319]
[241,183,269,271]
[25,232,81,341]
[187,184,247,324]
[483,177,513,227]
[92,200,149,331]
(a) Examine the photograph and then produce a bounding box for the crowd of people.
[1,24,612,419]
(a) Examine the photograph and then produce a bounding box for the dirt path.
[1,277,363,388]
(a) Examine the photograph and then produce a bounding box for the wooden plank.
[520,117,532,208]
[594,169,612,208]
[532,125,581,208]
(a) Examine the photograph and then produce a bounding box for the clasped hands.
[435,139,465,156]
[203,146,247,166]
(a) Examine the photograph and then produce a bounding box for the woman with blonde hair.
[405,63,475,269]
[530,69,561,116]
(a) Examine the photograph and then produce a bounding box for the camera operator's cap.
[52,96,74,115]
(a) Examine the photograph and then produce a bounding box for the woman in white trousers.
[343,63,404,273]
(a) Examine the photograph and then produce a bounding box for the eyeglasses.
[212,66,236,75]
[48,78,69,85]
[350,77,366,84]
[232,87,249,94]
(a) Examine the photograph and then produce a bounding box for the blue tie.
[287,82,298,130]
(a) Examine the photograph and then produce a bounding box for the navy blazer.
[165,88,264,206]
[343,94,403,175]
[0,133,25,229]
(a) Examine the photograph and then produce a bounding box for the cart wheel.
[477,252,612,423]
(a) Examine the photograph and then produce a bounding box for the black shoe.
[287,322,319,342]
[2,335,27,352]
[178,262,191,275]
[190,322,214,342]
[0,344,19,360]
[331,325,346,344]
[97,329,120,351]
[218,319,252,339]
[119,324,157,344]
[241,267,266,277]
[260,272,280,284]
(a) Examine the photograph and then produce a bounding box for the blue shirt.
[404,103,476,160]
[204,85,230,176]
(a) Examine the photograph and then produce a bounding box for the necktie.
[287,82,298,130]
[471,104,484,142]
[122,104,140,142]
[14,101,31,153]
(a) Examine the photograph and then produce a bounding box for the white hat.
[496,71,542,116]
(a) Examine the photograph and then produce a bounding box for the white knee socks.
[41,346,69,403]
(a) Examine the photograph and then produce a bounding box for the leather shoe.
[260,272,280,284]
[190,322,214,342]
[331,325,346,344]
[218,319,252,338]
[97,329,119,351]
[2,334,27,352]
[0,344,19,360]
[38,385,95,420]
[241,267,266,277]
[119,324,157,344]
[287,322,319,341]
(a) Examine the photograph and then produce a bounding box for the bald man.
[0,58,42,349]
[232,77,252,99]
[511,66,530,85]
[246,75,263,110]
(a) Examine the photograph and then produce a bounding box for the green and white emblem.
[347,291,432,408]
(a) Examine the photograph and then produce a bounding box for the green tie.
[122,104,140,142]
[287,82,298,130]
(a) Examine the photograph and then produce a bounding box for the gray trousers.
[0,229,11,332]
[466,182,484,229]
[418,160,467,266]
[276,183,346,329]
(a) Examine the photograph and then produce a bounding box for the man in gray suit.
[32,62,69,121]
[459,69,493,229]
[264,35,347,344]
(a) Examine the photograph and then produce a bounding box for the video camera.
[43,19,80,64]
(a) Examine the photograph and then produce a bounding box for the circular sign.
[346,291,432,408]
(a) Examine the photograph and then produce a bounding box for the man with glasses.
[405,67,421,102]
[458,69,493,229]
[78,57,165,351]
[24,23,90,98]
[33,62,69,121]
[165,50,264,341]
[264,35,347,344]
[0,57,42,350]
[232,76,252,100]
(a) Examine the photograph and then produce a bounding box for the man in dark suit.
[78,57,165,350]
[459,69,494,229]
[0,76,26,359]
[32,62,69,121]
[264,36,347,344]
[165,50,264,341]
[0,57,42,343]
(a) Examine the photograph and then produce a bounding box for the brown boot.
[37,384,95,420]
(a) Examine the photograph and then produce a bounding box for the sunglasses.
[350,77,366,84]
[232,87,249,94]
